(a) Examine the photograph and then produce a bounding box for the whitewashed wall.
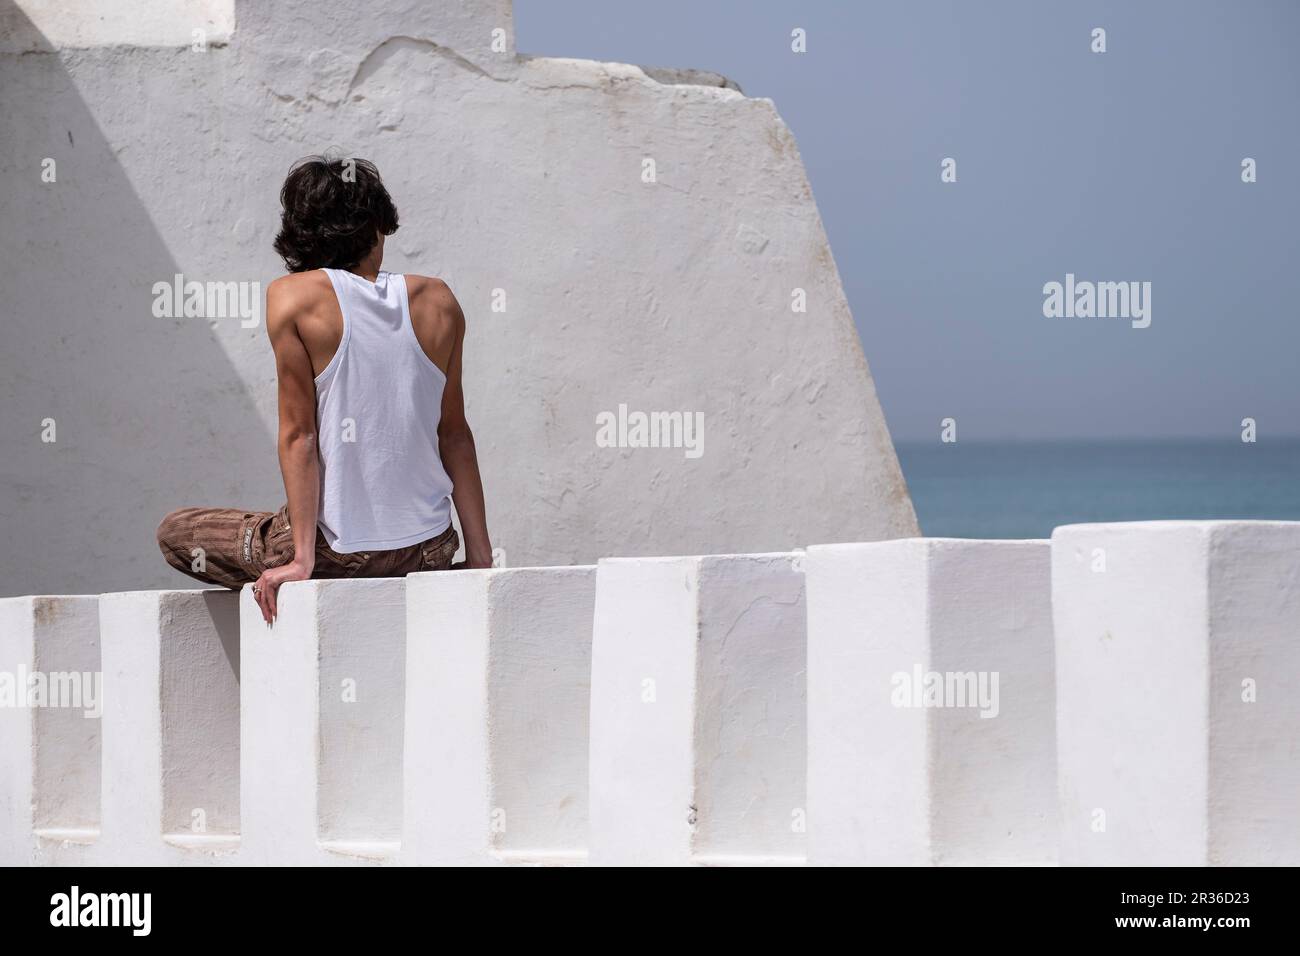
[0,0,916,598]
[2,521,1298,865]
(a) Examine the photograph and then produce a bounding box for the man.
[157,156,492,624]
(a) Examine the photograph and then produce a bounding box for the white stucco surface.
[0,0,916,599]
[1053,521,1300,866]
[3,522,1299,866]
[0,0,235,49]
[402,566,594,865]
[0,594,100,865]
[98,589,240,863]
[239,577,406,865]
[588,553,806,866]
[805,539,1057,866]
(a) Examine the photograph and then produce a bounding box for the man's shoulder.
[268,270,332,304]
[266,271,333,334]
[404,274,463,323]
[404,274,454,302]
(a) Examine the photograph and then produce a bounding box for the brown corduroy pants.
[156,504,459,589]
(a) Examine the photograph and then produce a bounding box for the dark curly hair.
[273,155,399,273]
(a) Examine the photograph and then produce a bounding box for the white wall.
[1,0,235,48]
[6,520,1300,866]
[0,0,917,597]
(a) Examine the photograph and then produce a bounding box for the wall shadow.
[0,1,280,597]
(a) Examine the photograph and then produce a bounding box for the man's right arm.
[434,285,493,569]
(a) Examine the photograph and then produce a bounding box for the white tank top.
[314,268,453,552]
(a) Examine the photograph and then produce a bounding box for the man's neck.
[348,249,383,281]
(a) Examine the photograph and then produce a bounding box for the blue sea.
[895,439,1300,540]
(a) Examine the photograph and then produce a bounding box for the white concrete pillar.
[1053,521,1300,866]
[0,595,100,866]
[97,589,240,864]
[402,566,595,865]
[588,554,806,866]
[239,578,406,865]
[805,539,1056,866]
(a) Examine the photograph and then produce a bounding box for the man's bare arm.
[436,287,493,568]
[255,277,321,621]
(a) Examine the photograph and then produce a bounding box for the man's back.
[268,269,460,380]
[282,268,453,552]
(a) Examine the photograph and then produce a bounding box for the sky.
[515,0,1300,441]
